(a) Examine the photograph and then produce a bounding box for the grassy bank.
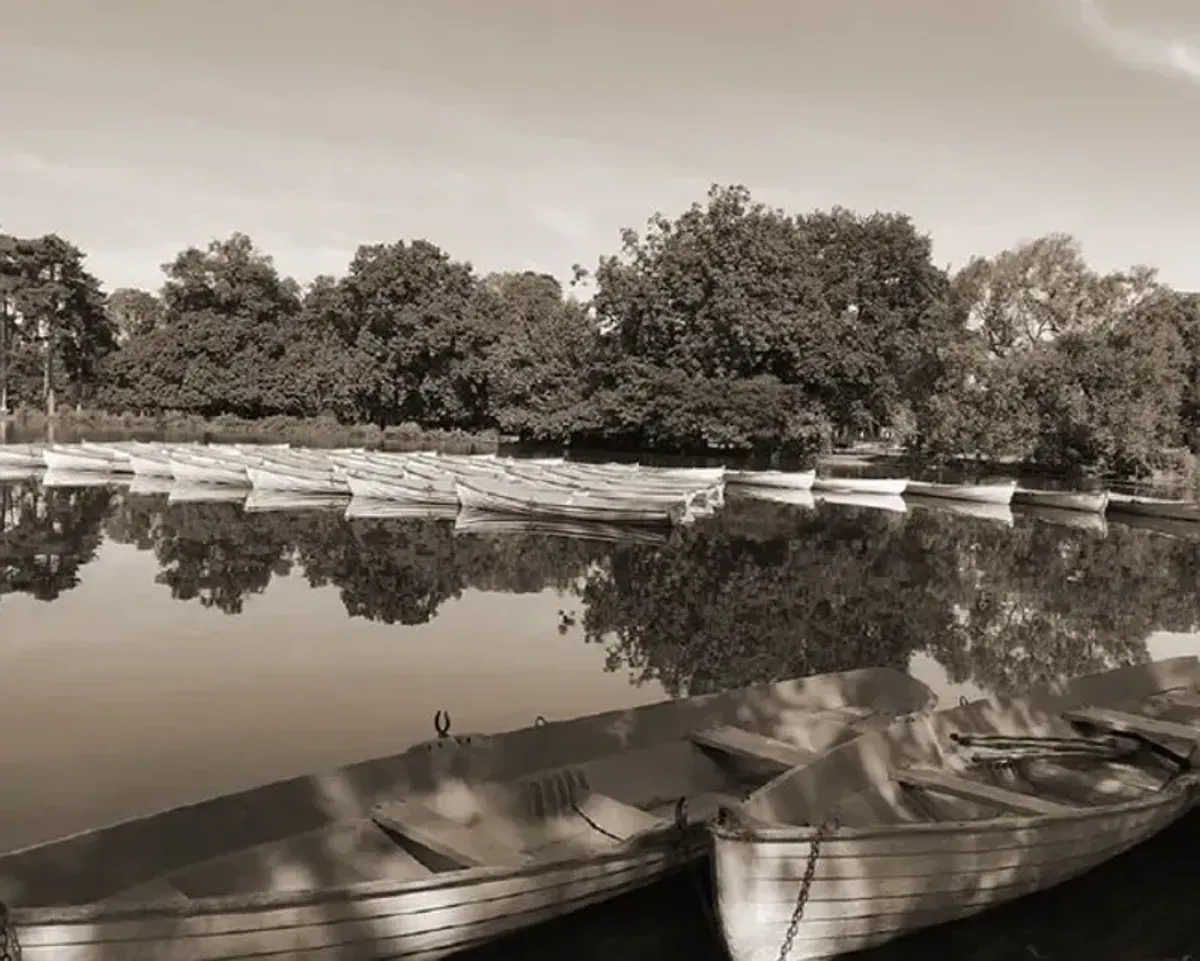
[0,409,502,454]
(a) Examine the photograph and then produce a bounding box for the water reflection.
[2,475,1198,698]
[2,472,1199,959]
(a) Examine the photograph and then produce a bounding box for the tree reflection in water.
[0,479,112,602]
[3,476,1199,957]
[0,480,1189,697]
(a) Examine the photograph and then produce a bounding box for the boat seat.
[1158,690,1200,710]
[96,878,191,907]
[515,768,669,841]
[1064,707,1200,744]
[895,768,1079,817]
[371,799,530,869]
[689,725,817,769]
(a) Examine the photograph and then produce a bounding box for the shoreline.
[2,410,1196,492]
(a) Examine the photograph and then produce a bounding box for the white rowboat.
[1,669,935,961]
[711,656,1200,961]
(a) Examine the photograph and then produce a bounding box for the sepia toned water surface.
[1,471,1198,960]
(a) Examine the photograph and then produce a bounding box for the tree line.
[2,184,1198,473]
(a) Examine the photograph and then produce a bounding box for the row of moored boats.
[739,470,1200,523]
[3,443,1197,525]
[2,655,1199,960]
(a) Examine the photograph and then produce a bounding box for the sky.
[0,0,1198,293]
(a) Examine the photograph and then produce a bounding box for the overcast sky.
[0,0,1197,292]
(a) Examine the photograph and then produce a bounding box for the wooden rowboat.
[812,477,909,497]
[124,445,177,478]
[0,668,935,960]
[0,444,44,470]
[455,475,692,526]
[904,480,1016,506]
[168,452,251,487]
[726,470,817,492]
[710,656,1200,961]
[244,462,350,496]
[42,445,125,474]
[1106,492,1200,524]
[1011,488,1110,514]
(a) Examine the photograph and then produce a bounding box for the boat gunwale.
[5,665,934,927]
[709,774,1197,843]
[712,655,1200,844]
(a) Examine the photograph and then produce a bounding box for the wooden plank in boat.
[95,878,190,907]
[690,725,818,768]
[371,800,530,869]
[894,768,1080,817]
[572,791,669,841]
[1163,690,1200,709]
[1064,707,1200,743]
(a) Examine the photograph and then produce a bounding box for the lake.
[1,472,1198,960]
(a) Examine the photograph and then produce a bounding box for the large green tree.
[0,232,115,408]
[586,184,951,450]
[311,240,492,428]
[99,233,303,416]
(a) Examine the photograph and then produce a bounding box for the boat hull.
[169,457,250,487]
[245,465,349,495]
[456,478,689,526]
[42,447,123,474]
[14,845,691,961]
[711,656,1200,961]
[4,668,936,961]
[0,445,44,469]
[126,451,177,478]
[727,470,816,491]
[714,792,1191,961]
[812,477,908,496]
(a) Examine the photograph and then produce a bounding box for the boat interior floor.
[786,687,1200,831]
[89,714,875,907]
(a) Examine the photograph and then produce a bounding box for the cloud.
[1072,0,1200,85]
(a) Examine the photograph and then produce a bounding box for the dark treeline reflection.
[0,481,112,602]
[3,476,1199,697]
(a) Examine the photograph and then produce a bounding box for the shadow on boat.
[850,806,1200,961]
[0,671,932,959]
[460,807,1200,961]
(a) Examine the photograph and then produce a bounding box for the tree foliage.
[2,185,1197,471]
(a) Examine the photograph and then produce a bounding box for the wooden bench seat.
[895,768,1079,817]
[371,799,529,869]
[1064,707,1200,744]
[690,725,817,769]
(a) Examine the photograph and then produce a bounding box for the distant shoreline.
[2,408,1196,494]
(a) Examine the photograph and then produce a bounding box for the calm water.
[1,473,1199,960]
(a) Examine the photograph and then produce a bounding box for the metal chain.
[776,819,833,961]
[0,900,22,961]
